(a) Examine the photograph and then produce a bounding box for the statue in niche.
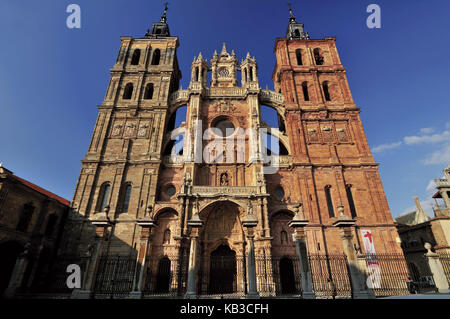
[220,173,229,186]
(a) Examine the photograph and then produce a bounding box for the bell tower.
[68,5,181,254]
[271,7,403,255]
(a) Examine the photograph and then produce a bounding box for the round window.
[275,186,285,199]
[166,186,176,197]
[218,67,229,77]
[214,119,235,137]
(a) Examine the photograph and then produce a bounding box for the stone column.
[242,197,259,298]
[288,203,315,299]
[333,206,374,299]
[71,220,110,299]
[3,243,31,298]
[185,211,203,299]
[424,243,450,293]
[130,217,156,298]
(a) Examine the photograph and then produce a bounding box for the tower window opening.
[249,67,254,81]
[323,81,331,101]
[123,83,133,100]
[195,67,199,82]
[325,185,335,218]
[121,183,132,213]
[302,82,309,101]
[131,49,141,65]
[144,83,154,99]
[151,49,161,65]
[97,183,111,213]
[314,48,324,65]
[296,49,303,66]
[346,185,357,218]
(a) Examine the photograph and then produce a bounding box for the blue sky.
[0,0,449,218]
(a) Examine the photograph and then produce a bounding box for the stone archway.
[197,200,246,295]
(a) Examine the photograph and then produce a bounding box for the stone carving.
[112,124,123,136]
[124,123,136,136]
[138,123,149,137]
[220,173,229,186]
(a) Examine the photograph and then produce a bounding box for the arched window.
[244,68,248,82]
[97,183,111,213]
[323,81,331,101]
[325,185,335,218]
[163,229,171,244]
[302,81,309,101]
[294,29,300,38]
[131,49,141,65]
[44,214,58,237]
[314,48,324,65]
[151,49,161,65]
[249,67,254,81]
[296,49,303,66]
[281,230,288,245]
[121,184,132,213]
[17,203,35,232]
[123,83,133,99]
[346,185,357,218]
[144,83,154,99]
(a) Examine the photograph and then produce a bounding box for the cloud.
[404,130,450,145]
[419,127,435,135]
[423,144,450,165]
[372,141,402,153]
[426,179,436,193]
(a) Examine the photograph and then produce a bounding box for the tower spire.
[160,2,168,23]
[285,4,310,40]
[146,2,171,37]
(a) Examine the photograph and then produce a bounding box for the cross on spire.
[160,2,169,23]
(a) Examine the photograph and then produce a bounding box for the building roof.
[395,210,430,226]
[11,174,70,206]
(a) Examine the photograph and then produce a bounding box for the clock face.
[218,67,229,77]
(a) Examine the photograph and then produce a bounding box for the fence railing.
[27,252,415,298]
[438,252,450,285]
[362,253,410,297]
[93,256,137,297]
[308,254,352,299]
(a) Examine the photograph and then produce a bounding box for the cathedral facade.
[60,8,406,298]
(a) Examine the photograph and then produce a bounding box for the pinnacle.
[221,43,228,55]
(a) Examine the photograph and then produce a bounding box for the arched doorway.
[279,257,296,294]
[209,245,236,294]
[155,257,171,293]
[0,241,23,295]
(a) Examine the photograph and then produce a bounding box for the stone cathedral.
[60,7,406,298]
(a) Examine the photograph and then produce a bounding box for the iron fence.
[93,255,137,298]
[438,252,450,285]
[143,254,185,297]
[256,255,302,297]
[362,253,410,297]
[197,255,247,297]
[308,254,352,299]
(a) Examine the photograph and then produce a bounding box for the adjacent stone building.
[0,164,70,296]
[396,165,450,284]
[57,7,406,298]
